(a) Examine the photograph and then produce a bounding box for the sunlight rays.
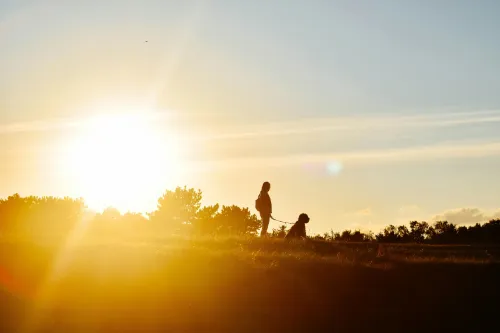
[19,212,94,333]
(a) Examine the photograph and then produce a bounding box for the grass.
[1,235,500,332]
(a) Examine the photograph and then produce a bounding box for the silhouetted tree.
[483,219,500,244]
[0,194,85,237]
[340,230,352,241]
[409,221,429,243]
[3,191,500,245]
[213,205,260,236]
[98,207,121,220]
[457,226,469,243]
[433,221,457,244]
[90,208,148,236]
[148,187,203,233]
[397,225,410,242]
[148,187,261,236]
[376,225,399,243]
[333,229,373,242]
[271,225,287,238]
[193,204,220,235]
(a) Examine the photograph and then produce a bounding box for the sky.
[1,0,500,234]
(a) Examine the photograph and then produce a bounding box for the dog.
[285,213,310,240]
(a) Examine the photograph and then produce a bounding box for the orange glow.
[64,109,182,212]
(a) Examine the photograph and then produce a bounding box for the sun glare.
[66,111,181,212]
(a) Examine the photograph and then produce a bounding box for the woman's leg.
[260,213,270,237]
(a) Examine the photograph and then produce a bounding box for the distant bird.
[145,41,148,43]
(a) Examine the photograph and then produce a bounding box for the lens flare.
[302,160,343,176]
[326,161,343,176]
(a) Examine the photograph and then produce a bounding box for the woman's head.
[261,181,271,192]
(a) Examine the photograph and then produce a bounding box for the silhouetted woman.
[256,182,272,237]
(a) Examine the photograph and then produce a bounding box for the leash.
[270,216,294,225]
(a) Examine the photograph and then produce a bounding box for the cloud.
[196,140,500,170]
[342,208,374,231]
[5,110,500,172]
[0,118,79,134]
[344,208,373,230]
[196,109,500,141]
[0,111,173,135]
[432,208,500,225]
[3,109,500,142]
[353,208,372,217]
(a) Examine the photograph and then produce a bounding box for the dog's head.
[298,213,310,224]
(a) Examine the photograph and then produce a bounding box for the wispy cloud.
[196,140,500,170]
[0,111,174,135]
[197,109,500,140]
[350,208,372,217]
[0,118,80,134]
[2,109,500,138]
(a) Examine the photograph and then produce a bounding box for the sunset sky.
[2,0,500,234]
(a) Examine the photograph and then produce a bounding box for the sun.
[66,111,181,213]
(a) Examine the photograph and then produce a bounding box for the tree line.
[0,187,260,238]
[1,187,500,244]
[312,220,500,244]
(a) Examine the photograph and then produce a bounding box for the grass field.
[1,235,499,332]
